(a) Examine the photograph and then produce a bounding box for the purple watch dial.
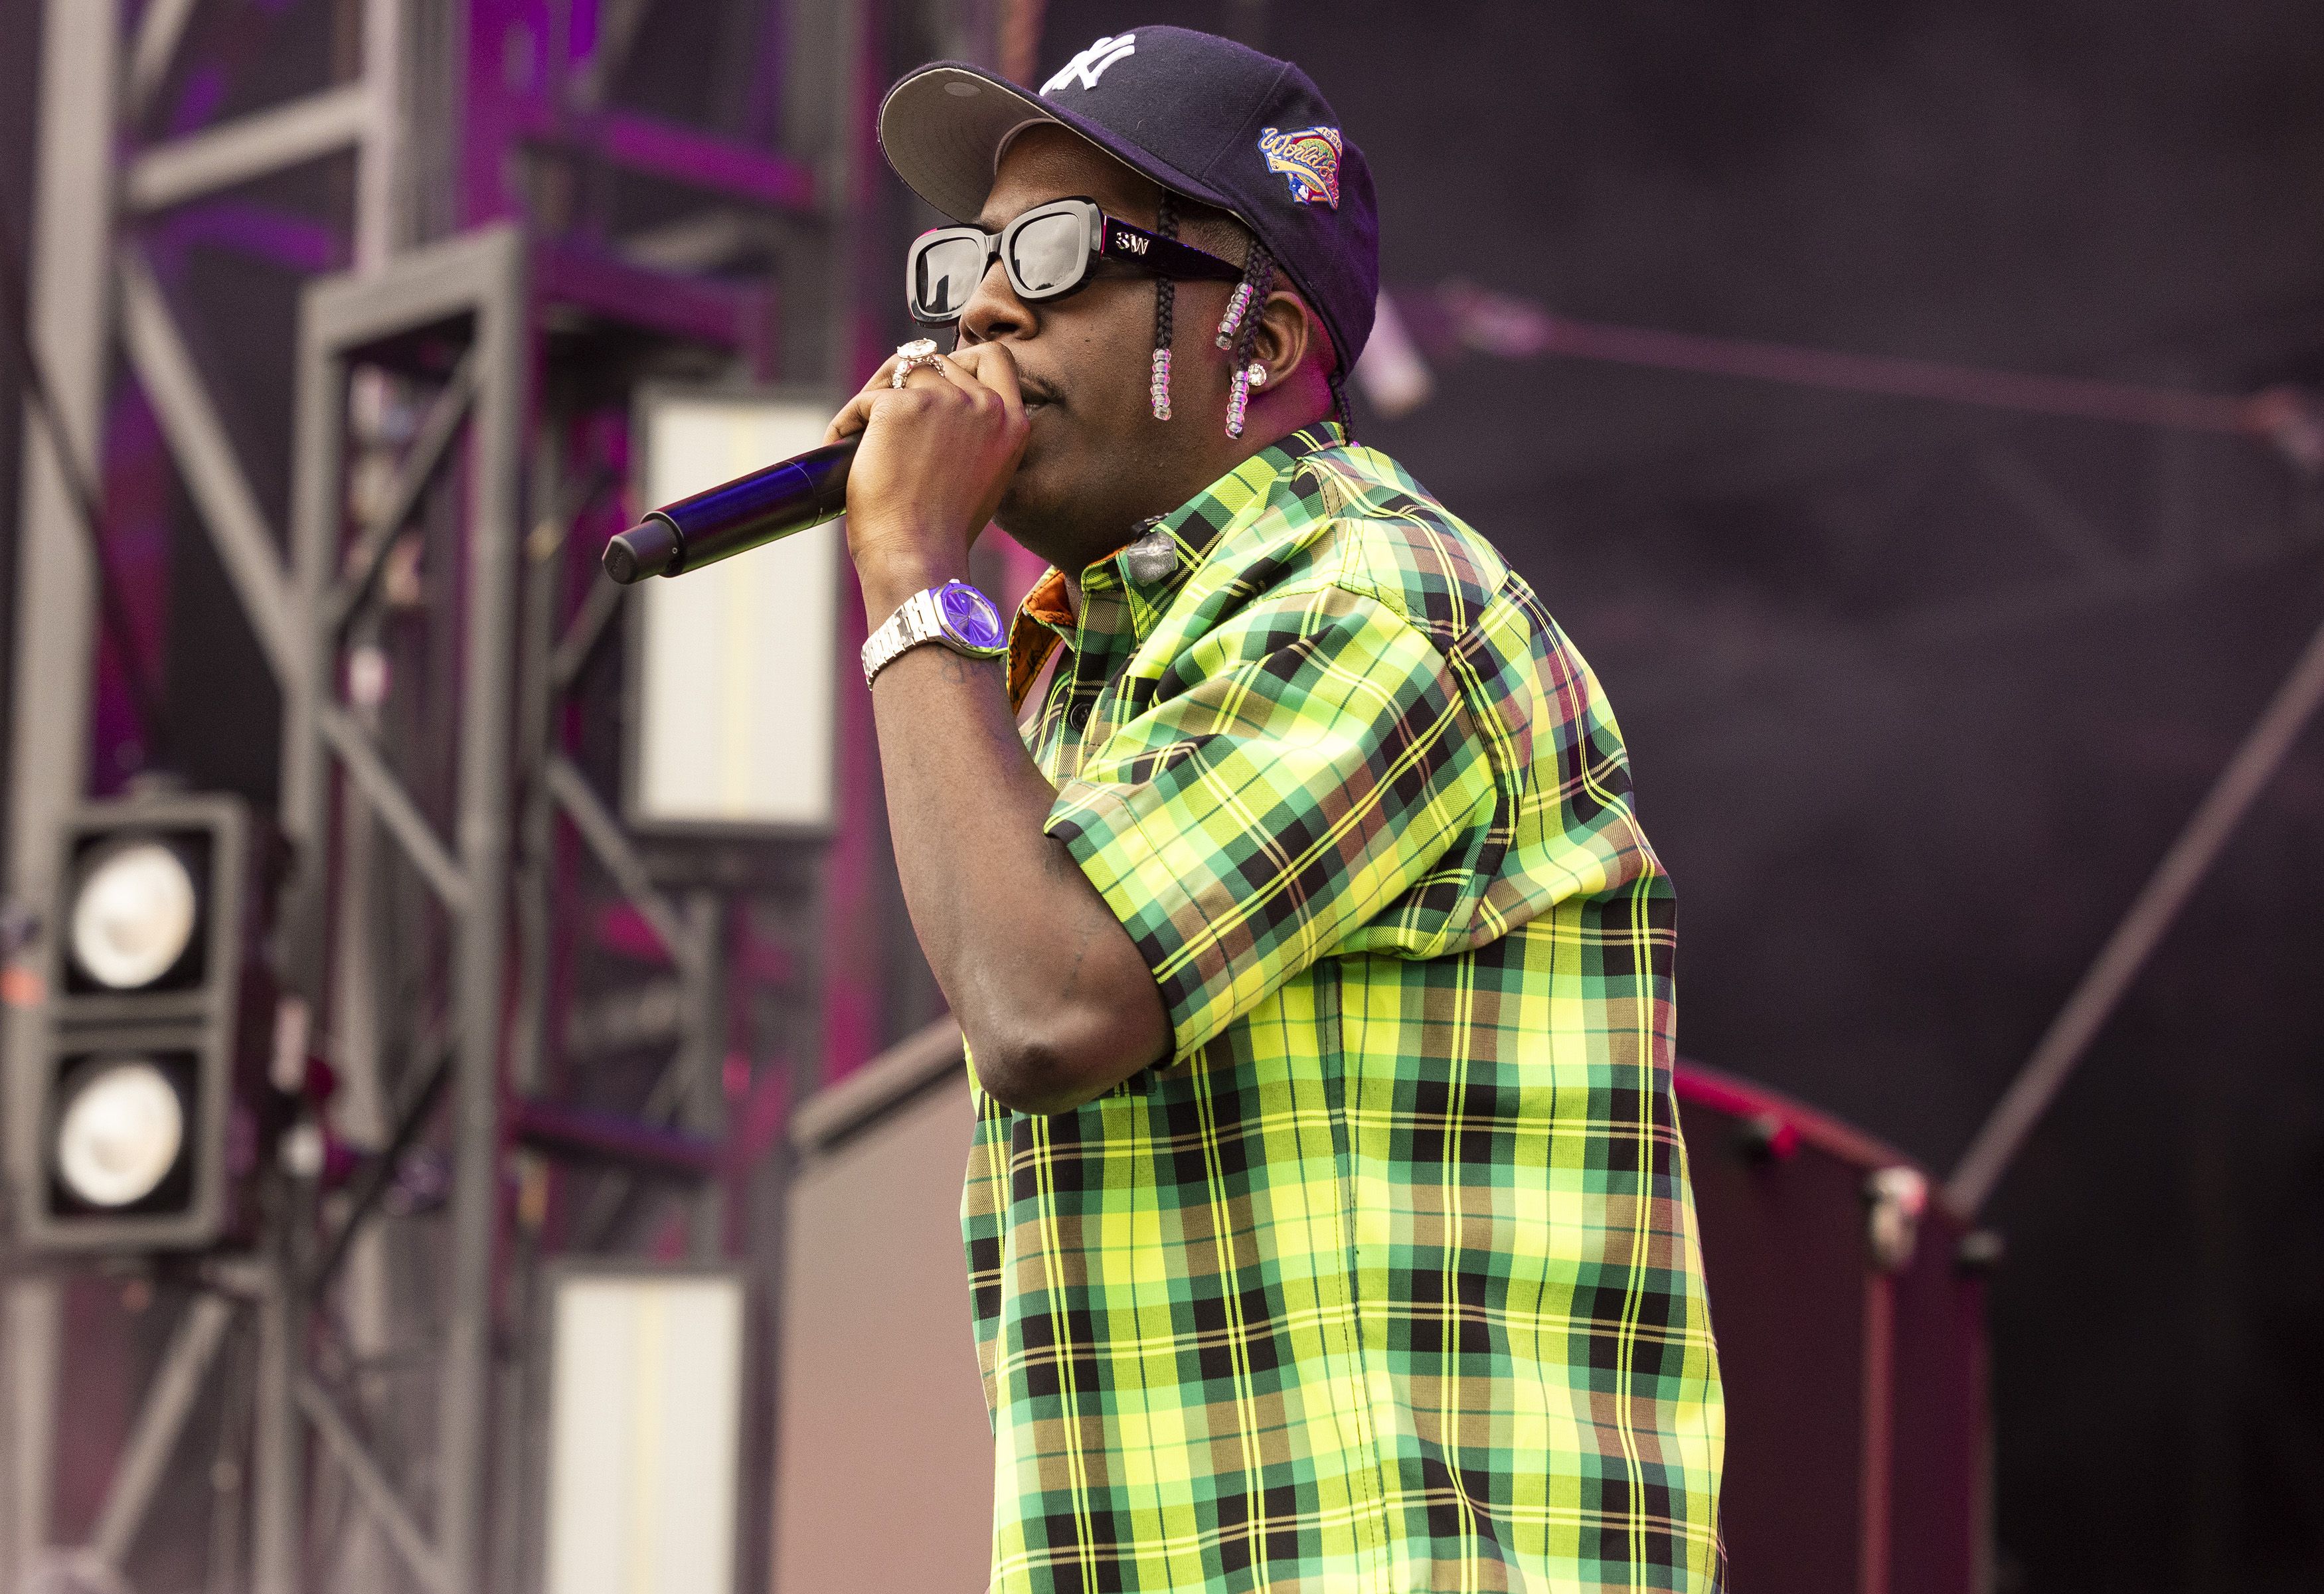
[937,581,1005,650]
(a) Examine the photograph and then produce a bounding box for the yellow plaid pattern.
[965,424,1726,1591]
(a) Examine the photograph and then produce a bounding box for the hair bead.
[1225,364,1251,438]
[1222,244,1276,437]
[1214,282,1254,349]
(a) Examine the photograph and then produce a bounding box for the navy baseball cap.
[878,26,1378,372]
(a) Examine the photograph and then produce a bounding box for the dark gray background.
[1027,5,2324,1590]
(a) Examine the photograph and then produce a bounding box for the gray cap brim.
[878,62,1237,224]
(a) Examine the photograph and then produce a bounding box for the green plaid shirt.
[965,423,1725,1592]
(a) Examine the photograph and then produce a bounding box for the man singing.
[829,25,1725,1592]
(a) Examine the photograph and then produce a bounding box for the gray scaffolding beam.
[2,3,406,1589]
[283,224,528,1594]
[1,3,118,1582]
[3,2,880,1588]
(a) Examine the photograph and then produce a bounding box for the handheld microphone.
[602,436,858,584]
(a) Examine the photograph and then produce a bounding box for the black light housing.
[16,793,278,1253]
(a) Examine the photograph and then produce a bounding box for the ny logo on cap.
[1042,34,1135,94]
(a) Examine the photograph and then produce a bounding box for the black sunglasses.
[906,197,1244,325]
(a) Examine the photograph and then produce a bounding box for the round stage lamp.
[54,1058,186,1208]
[68,839,199,990]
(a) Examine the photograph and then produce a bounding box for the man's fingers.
[821,376,954,448]
[925,351,983,399]
[825,349,922,440]
[823,343,1027,446]
[822,390,876,445]
[905,359,963,393]
[898,347,993,410]
[947,342,1027,424]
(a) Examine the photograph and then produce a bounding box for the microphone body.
[602,437,857,584]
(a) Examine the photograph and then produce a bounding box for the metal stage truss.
[0,2,934,1591]
[5,5,2315,1594]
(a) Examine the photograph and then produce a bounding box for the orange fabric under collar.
[1007,566,1076,714]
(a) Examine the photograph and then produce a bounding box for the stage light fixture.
[52,1055,188,1208]
[15,793,278,1253]
[67,837,200,991]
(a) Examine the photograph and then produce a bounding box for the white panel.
[634,394,839,831]
[544,1271,746,1594]
[773,1077,993,1592]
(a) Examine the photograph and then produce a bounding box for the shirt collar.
[1005,566,1078,713]
[1004,422,1348,713]
[1130,421,1347,608]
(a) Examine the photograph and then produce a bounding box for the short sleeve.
[1045,581,1497,1060]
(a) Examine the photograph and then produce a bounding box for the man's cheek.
[1020,404,1082,473]
[995,453,1048,515]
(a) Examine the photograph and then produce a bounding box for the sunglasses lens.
[913,236,985,320]
[1008,211,1087,296]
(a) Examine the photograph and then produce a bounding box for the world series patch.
[1256,125,1344,208]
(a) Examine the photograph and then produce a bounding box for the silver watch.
[861,580,1009,686]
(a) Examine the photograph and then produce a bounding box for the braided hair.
[1327,362,1357,443]
[1148,193,1177,420]
[1219,242,1276,438]
[1158,209,1355,443]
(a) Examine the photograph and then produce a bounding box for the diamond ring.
[891,338,944,387]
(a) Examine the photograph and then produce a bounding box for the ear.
[1246,287,1319,392]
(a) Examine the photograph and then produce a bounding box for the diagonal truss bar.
[574,0,657,108]
[544,753,695,971]
[2,217,171,753]
[570,1039,710,1251]
[116,245,301,684]
[1948,602,2324,1216]
[125,83,369,214]
[548,571,625,690]
[568,885,723,1253]
[310,1036,454,1293]
[318,704,471,912]
[126,0,201,122]
[297,1377,451,1594]
[325,355,477,633]
[1973,447,2129,580]
[1431,285,2260,436]
[84,1294,236,1571]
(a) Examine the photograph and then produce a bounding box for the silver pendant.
[1122,526,1178,584]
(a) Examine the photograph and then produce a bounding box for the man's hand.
[825,342,1169,1114]
[825,342,1029,618]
